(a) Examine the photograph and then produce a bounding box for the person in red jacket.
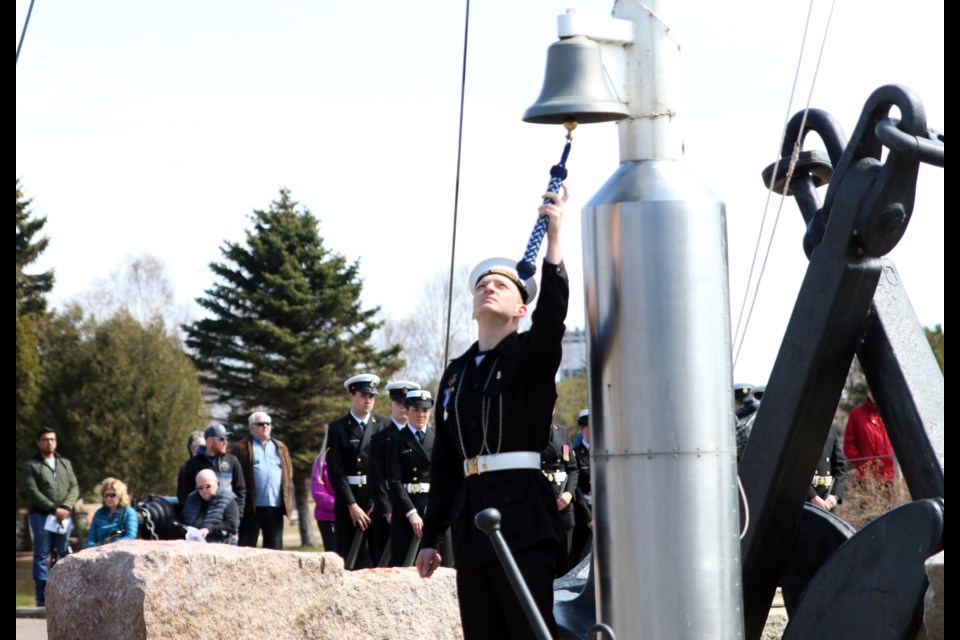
[843,391,895,482]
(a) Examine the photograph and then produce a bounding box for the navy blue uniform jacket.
[422,259,568,568]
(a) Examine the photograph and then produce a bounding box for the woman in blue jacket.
[86,477,139,547]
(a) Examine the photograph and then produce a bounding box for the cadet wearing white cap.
[416,187,568,639]
[325,373,388,569]
[367,379,421,566]
[385,389,453,567]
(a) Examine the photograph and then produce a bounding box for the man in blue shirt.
[232,411,293,549]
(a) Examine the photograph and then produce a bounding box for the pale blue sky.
[16,0,944,384]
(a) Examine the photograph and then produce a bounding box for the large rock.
[46,541,462,640]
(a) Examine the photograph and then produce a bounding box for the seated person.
[86,477,139,547]
[180,469,239,544]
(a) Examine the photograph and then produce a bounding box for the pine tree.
[16,180,55,503]
[184,187,401,546]
[16,179,54,316]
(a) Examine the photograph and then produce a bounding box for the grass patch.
[16,554,35,607]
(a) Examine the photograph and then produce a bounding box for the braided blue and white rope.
[516,139,571,281]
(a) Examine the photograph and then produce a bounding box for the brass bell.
[523,35,629,125]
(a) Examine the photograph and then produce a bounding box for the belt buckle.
[409,483,420,494]
[466,458,479,476]
[357,476,366,487]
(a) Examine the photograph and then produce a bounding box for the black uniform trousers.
[456,540,557,640]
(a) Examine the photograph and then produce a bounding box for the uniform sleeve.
[421,398,463,550]
[386,434,416,518]
[830,431,847,501]
[326,425,356,506]
[526,259,570,374]
[562,432,579,495]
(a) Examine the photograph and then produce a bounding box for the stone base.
[46,541,463,640]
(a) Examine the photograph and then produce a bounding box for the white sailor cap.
[386,380,421,401]
[344,373,381,394]
[469,257,538,304]
[404,389,434,408]
[577,409,589,426]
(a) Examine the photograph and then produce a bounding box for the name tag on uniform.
[349,438,360,445]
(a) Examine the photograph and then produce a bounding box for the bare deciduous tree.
[79,254,191,333]
[377,264,475,391]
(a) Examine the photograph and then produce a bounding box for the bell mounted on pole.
[523,35,629,125]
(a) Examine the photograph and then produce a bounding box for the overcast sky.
[16,0,943,385]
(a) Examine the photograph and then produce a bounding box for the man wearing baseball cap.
[176,423,246,519]
[367,379,421,566]
[325,373,387,568]
[416,188,569,639]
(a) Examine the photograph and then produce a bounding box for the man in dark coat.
[367,379,420,566]
[386,389,453,567]
[180,469,239,544]
[325,373,388,569]
[807,425,846,512]
[177,423,246,518]
[570,409,593,566]
[416,188,568,639]
[540,417,579,577]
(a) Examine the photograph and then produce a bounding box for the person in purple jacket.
[311,432,337,553]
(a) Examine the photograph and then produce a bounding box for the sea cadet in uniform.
[368,379,421,566]
[570,409,593,566]
[325,373,387,569]
[386,389,453,567]
[416,188,569,639]
[540,415,579,577]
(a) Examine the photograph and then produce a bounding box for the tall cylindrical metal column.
[583,0,744,637]
[584,162,743,637]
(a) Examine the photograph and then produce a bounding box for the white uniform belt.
[543,470,568,485]
[464,451,540,477]
[346,475,367,486]
[811,475,834,489]
[404,482,430,494]
[583,494,593,506]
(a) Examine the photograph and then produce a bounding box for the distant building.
[560,327,586,380]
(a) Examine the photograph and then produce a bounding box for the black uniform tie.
[416,430,424,444]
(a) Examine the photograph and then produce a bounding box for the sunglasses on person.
[252,422,271,426]
[198,484,214,490]
[103,493,117,499]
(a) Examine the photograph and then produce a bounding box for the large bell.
[523,35,630,125]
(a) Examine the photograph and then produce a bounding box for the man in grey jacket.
[21,428,79,607]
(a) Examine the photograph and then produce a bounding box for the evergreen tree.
[184,187,401,546]
[16,179,54,316]
[39,306,205,497]
[16,180,55,503]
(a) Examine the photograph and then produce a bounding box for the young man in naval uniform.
[416,188,568,639]
[325,373,387,569]
[386,389,453,567]
[367,379,421,566]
